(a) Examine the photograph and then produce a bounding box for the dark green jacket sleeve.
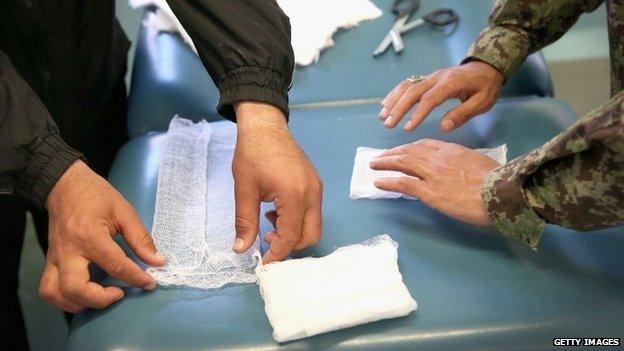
[482,91,624,248]
[0,51,82,208]
[465,0,604,79]
[166,0,294,121]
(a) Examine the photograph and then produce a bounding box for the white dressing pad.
[350,144,508,199]
[256,234,417,342]
[130,0,382,66]
[148,117,260,289]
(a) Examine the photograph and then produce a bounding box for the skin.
[41,101,323,312]
[370,139,500,226]
[379,61,504,133]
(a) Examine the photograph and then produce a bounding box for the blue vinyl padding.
[67,97,624,351]
[127,0,553,138]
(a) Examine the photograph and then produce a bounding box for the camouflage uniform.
[465,0,624,247]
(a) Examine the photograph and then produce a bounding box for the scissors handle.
[422,8,459,27]
[391,0,420,18]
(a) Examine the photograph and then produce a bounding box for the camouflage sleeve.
[482,91,624,248]
[464,0,604,79]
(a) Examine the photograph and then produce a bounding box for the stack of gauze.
[350,144,508,199]
[256,234,417,342]
[147,117,259,289]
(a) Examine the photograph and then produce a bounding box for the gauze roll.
[256,234,417,342]
[148,117,260,289]
[350,144,508,200]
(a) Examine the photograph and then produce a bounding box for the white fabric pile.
[129,0,382,66]
[256,234,417,342]
[147,117,260,289]
[150,117,418,341]
[350,144,508,200]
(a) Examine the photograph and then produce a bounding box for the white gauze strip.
[256,234,417,343]
[350,144,508,200]
[148,117,259,289]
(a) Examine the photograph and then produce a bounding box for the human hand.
[369,139,500,225]
[40,160,167,312]
[379,61,504,133]
[231,102,323,263]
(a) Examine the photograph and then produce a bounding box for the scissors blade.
[373,33,393,56]
[373,15,410,56]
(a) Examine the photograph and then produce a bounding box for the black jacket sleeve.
[166,0,294,121]
[0,51,82,208]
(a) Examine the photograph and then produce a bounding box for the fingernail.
[379,107,388,120]
[155,251,168,263]
[442,119,455,132]
[143,281,156,291]
[381,99,387,106]
[404,120,414,131]
[233,238,245,252]
[114,292,124,301]
[384,115,393,127]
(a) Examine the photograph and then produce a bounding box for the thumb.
[233,180,260,253]
[115,197,167,266]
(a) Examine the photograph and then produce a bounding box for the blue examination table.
[66,0,623,349]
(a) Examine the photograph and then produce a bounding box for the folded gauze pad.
[255,234,417,342]
[350,144,508,199]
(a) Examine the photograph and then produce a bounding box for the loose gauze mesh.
[147,117,260,289]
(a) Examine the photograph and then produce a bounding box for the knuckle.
[38,283,56,301]
[138,232,156,250]
[105,257,125,276]
[235,215,256,233]
[60,283,82,300]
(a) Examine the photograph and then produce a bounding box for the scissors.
[373,0,460,57]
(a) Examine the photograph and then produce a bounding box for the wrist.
[234,101,288,131]
[45,160,88,213]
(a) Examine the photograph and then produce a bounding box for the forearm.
[464,0,603,79]
[166,0,294,121]
[0,51,82,207]
[482,91,624,247]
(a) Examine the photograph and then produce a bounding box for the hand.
[231,102,323,263]
[40,161,167,312]
[379,61,504,133]
[369,139,500,226]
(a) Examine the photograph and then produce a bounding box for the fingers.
[404,83,460,132]
[39,263,84,313]
[116,199,166,266]
[440,94,486,133]
[233,182,261,253]
[263,196,304,263]
[384,80,434,129]
[369,154,431,179]
[379,79,412,121]
[374,177,429,200]
[380,138,444,158]
[58,256,124,309]
[88,237,156,290]
[295,205,322,251]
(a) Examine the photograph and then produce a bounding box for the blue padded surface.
[126,0,553,138]
[67,97,624,350]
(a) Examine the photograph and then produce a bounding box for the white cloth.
[279,0,382,66]
[256,234,417,342]
[148,117,260,289]
[350,144,508,200]
[129,0,382,66]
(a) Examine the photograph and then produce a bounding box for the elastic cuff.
[481,164,545,248]
[217,66,290,122]
[14,134,83,209]
[463,26,532,81]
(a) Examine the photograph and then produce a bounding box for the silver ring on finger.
[407,75,427,85]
